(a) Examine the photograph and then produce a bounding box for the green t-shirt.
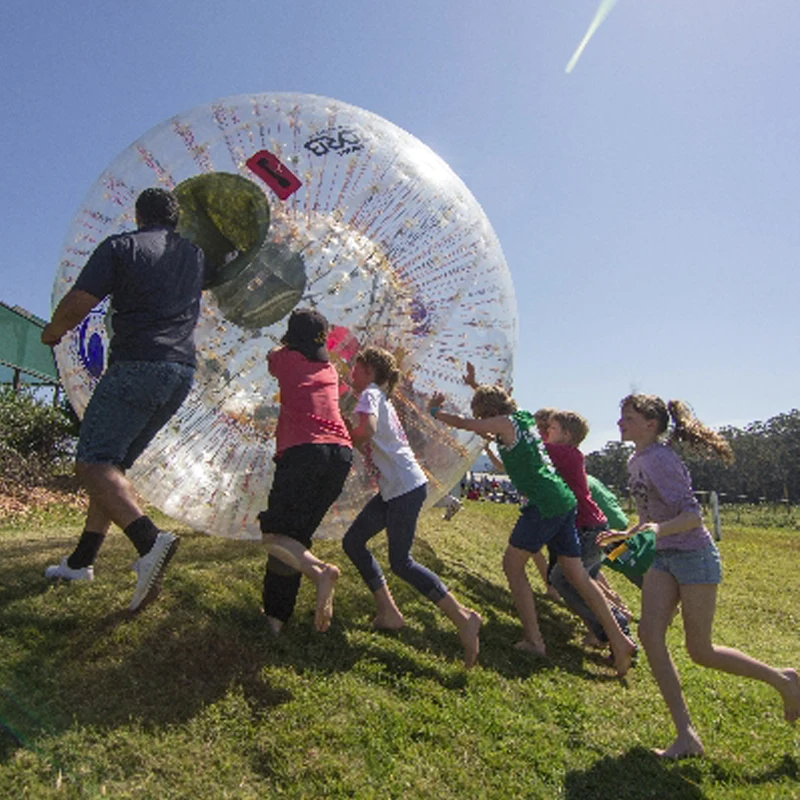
[499,410,576,519]
[587,474,628,530]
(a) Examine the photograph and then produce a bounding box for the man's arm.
[41,289,102,346]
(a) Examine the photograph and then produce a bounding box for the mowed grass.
[0,501,797,799]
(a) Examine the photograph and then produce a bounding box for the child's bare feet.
[514,639,547,657]
[779,668,800,722]
[314,564,339,632]
[458,610,482,668]
[653,728,704,759]
[372,611,405,631]
[611,635,637,677]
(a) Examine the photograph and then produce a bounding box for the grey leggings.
[342,483,448,603]
[550,527,640,641]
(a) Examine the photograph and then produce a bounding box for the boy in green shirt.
[429,384,636,676]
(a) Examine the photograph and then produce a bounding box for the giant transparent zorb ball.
[52,93,517,539]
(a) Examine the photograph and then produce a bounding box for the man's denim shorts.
[76,360,194,470]
[509,505,582,558]
[651,541,722,585]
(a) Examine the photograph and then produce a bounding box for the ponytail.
[621,394,734,464]
[667,399,734,465]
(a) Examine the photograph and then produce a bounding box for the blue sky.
[2,1,799,452]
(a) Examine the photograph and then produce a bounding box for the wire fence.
[602,486,799,532]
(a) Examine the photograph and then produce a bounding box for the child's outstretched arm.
[633,511,703,539]
[596,509,703,547]
[428,392,515,445]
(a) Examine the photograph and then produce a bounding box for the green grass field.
[1,501,797,798]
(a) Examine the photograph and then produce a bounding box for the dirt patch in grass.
[0,474,87,519]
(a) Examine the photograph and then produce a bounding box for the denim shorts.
[509,505,582,558]
[76,360,194,469]
[651,541,722,585]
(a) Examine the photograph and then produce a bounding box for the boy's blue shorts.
[509,505,582,558]
[76,360,194,470]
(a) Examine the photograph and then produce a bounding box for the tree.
[0,387,77,487]
[585,409,800,504]
[585,441,633,493]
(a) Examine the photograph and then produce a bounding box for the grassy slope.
[0,502,797,799]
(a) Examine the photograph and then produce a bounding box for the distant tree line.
[585,409,800,504]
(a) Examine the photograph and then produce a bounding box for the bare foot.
[610,636,637,677]
[779,668,800,722]
[458,611,482,668]
[653,729,705,760]
[314,564,339,632]
[514,639,547,657]
[372,612,405,631]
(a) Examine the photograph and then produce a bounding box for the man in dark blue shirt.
[42,187,207,612]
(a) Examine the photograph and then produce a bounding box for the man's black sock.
[124,516,160,556]
[67,530,106,569]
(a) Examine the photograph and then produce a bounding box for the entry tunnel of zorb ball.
[51,92,517,539]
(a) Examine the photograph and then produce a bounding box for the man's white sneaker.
[45,557,94,582]
[129,532,179,612]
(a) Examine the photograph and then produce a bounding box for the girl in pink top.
[598,394,799,758]
[258,309,353,635]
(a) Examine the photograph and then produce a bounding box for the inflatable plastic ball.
[51,93,517,539]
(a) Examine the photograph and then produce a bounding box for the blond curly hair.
[471,385,517,419]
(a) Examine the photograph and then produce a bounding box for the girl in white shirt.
[342,347,482,667]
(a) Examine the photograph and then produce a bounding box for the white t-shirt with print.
[355,384,427,500]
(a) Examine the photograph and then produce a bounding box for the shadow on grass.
[0,537,62,609]
[335,533,623,683]
[564,748,799,800]
[707,753,798,790]
[564,747,707,799]
[0,534,477,757]
[437,554,631,683]
[0,527,635,772]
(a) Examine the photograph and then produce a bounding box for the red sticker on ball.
[246,150,302,200]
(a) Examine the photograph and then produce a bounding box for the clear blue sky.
[3,1,799,453]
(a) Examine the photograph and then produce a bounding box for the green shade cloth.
[0,301,59,383]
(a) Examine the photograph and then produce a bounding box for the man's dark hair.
[135,188,180,227]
